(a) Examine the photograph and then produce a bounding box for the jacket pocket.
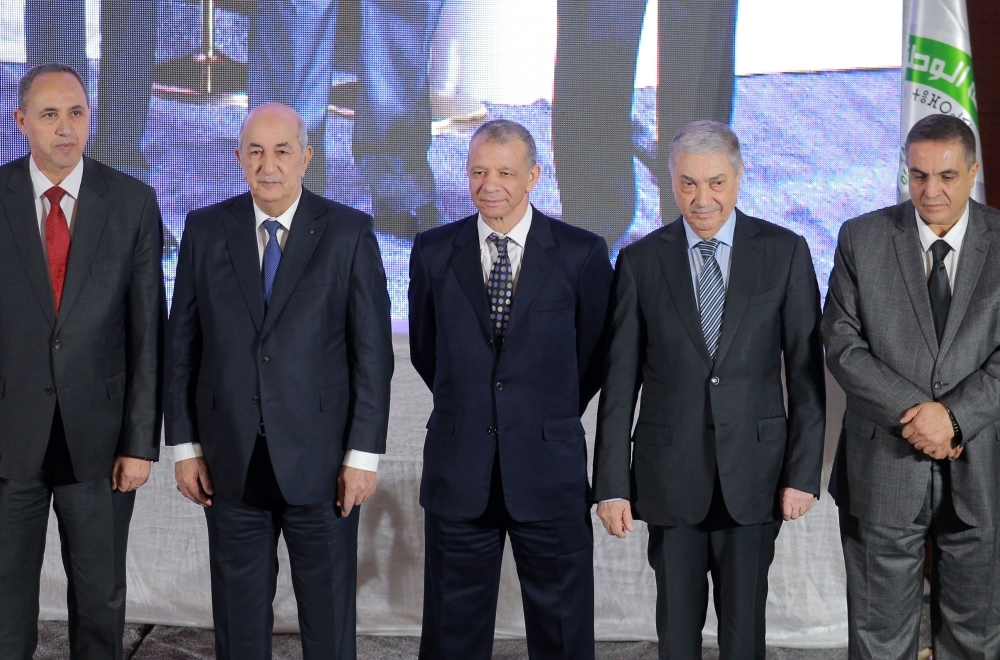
[542,416,585,441]
[747,286,782,308]
[296,272,338,291]
[757,416,787,442]
[533,298,573,313]
[195,383,214,410]
[105,372,126,400]
[426,411,456,435]
[632,421,672,446]
[842,410,877,439]
[90,257,128,275]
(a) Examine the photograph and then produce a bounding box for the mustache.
[256,177,283,184]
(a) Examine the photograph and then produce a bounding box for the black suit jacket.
[408,208,613,522]
[0,155,164,481]
[593,211,826,526]
[164,189,394,505]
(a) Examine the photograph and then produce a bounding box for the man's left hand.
[111,456,152,492]
[337,466,377,517]
[901,402,956,459]
[780,487,815,521]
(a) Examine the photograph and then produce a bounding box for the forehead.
[25,72,88,107]
[672,150,735,178]
[907,140,966,169]
[468,136,527,163]
[241,112,300,145]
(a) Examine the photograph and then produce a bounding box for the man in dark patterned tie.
[408,119,614,659]
[593,121,826,659]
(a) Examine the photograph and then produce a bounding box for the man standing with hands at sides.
[824,114,1000,659]
[593,121,826,660]
[0,63,164,659]
[409,119,613,659]
[165,103,393,660]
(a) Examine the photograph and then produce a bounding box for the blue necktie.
[697,239,725,360]
[262,219,282,308]
[487,233,514,343]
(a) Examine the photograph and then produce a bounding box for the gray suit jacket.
[824,199,1000,528]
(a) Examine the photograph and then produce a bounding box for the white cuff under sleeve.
[171,442,203,461]
[343,449,380,472]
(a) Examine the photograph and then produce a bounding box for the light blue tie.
[697,239,725,360]
[262,219,282,308]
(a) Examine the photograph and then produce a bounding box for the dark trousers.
[419,454,595,660]
[552,0,738,248]
[840,461,1000,660]
[206,434,360,660]
[647,477,780,660]
[0,408,136,660]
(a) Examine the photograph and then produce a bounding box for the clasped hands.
[900,401,962,460]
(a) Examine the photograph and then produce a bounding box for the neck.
[254,194,299,219]
[33,156,79,187]
[482,201,529,235]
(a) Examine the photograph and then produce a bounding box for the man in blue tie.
[592,121,826,659]
[165,103,394,660]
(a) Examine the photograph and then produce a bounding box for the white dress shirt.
[478,205,533,287]
[30,156,84,261]
[683,209,737,307]
[916,203,969,292]
[172,192,380,472]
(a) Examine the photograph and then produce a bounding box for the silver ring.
[176,485,181,491]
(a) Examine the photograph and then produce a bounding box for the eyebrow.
[39,104,86,113]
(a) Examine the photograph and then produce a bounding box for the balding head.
[236,103,313,217]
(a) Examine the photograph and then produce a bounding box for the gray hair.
[668,120,743,174]
[905,114,977,168]
[239,103,309,150]
[470,119,538,168]
[19,63,88,111]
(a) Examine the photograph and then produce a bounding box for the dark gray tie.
[928,239,952,345]
[697,239,725,360]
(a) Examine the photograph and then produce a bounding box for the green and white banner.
[899,0,985,202]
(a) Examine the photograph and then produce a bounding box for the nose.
[694,183,712,207]
[260,152,277,173]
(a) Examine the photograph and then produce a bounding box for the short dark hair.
[905,114,977,168]
[470,119,538,168]
[18,63,88,111]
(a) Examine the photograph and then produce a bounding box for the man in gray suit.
[824,114,1000,659]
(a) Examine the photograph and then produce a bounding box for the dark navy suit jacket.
[408,207,613,522]
[164,188,394,505]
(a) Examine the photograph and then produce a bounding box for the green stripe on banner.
[905,35,979,127]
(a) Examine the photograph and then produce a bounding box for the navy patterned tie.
[697,239,725,360]
[261,219,282,308]
[487,233,514,343]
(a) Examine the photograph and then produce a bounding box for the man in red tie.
[0,63,164,659]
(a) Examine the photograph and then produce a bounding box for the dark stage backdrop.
[0,0,907,323]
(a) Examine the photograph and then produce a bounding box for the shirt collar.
[477,204,533,248]
[683,208,738,250]
[915,203,969,254]
[252,189,303,232]
[29,155,84,201]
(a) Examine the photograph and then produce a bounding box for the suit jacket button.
[710,376,721,385]
[259,356,270,364]
[45,386,56,395]
[933,381,942,390]
[487,427,497,435]
[495,381,503,391]
[252,396,261,404]
[52,340,61,349]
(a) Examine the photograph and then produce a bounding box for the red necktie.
[44,186,71,312]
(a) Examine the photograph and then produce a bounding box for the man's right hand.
[596,499,635,538]
[175,457,215,507]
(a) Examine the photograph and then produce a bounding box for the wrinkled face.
[14,72,90,183]
[466,135,540,224]
[907,139,979,232]
[670,151,742,239]
[236,105,312,215]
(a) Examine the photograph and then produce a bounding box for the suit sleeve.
[163,216,202,448]
[408,232,436,390]
[576,237,614,413]
[119,187,165,460]
[592,250,644,502]
[939,344,1000,443]
[344,219,394,454]
[822,221,927,430]
[778,235,826,496]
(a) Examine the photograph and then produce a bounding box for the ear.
[525,163,542,193]
[302,145,314,170]
[13,109,25,135]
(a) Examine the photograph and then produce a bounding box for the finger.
[622,507,635,533]
[900,407,918,424]
[200,469,215,496]
[336,476,346,508]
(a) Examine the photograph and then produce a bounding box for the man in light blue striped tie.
[594,120,826,659]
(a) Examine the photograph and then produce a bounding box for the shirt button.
[495,381,503,391]
[252,396,261,404]
[487,427,497,435]
[53,339,61,349]
[710,376,721,385]
[45,386,56,395]
[259,356,270,364]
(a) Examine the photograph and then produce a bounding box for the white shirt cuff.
[600,498,625,503]
[343,449,380,472]
[171,442,203,461]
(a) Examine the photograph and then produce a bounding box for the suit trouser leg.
[647,523,710,660]
[508,512,596,660]
[283,503,360,660]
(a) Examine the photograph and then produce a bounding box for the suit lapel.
[657,218,713,368]
[893,203,940,357]
[261,189,328,338]
[714,211,760,366]
[3,157,55,328]
[223,194,265,332]
[56,158,110,331]
[503,209,555,341]
[938,201,990,360]
[450,216,492,340]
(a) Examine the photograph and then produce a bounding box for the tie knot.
[697,239,720,263]
[44,186,66,206]
[488,233,510,254]
[930,239,951,263]
[262,219,281,239]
